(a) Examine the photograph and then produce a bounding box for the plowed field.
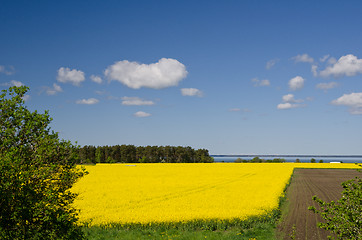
[278,168,362,240]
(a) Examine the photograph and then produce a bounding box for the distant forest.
[76,145,214,164]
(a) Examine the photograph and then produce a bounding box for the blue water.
[212,156,362,163]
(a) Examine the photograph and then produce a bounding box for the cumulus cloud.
[327,57,337,65]
[277,94,305,110]
[90,75,102,84]
[283,94,304,103]
[76,98,99,105]
[45,83,63,95]
[292,54,314,63]
[57,67,85,86]
[134,111,151,117]
[266,58,279,69]
[252,78,270,87]
[289,76,305,91]
[10,80,24,87]
[316,82,338,91]
[319,54,362,78]
[277,102,295,110]
[331,92,362,114]
[180,88,203,97]
[121,97,155,106]
[104,58,187,89]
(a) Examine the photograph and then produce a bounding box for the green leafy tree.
[0,86,87,239]
[311,158,316,163]
[309,164,362,239]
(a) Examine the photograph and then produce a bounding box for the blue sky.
[1,0,362,155]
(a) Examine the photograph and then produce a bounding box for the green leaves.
[309,166,362,240]
[0,86,86,239]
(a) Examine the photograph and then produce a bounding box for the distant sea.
[211,155,362,163]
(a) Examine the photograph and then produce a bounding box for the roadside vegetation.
[0,86,87,239]
[82,216,279,240]
[309,164,362,240]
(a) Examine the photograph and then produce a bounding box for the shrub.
[0,86,87,239]
[309,164,362,239]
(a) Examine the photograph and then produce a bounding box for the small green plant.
[309,164,362,240]
[290,224,296,240]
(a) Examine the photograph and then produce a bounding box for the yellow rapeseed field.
[72,163,359,226]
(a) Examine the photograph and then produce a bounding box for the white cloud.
[180,88,203,97]
[266,59,279,70]
[105,58,187,89]
[121,97,155,106]
[0,65,15,75]
[282,93,304,103]
[1,80,24,87]
[311,65,318,77]
[76,98,99,105]
[333,93,362,106]
[252,78,270,87]
[292,54,314,63]
[277,94,305,110]
[316,82,338,91]
[90,75,102,84]
[327,57,337,65]
[10,80,24,87]
[134,111,151,117]
[277,102,295,110]
[320,54,362,78]
[22,95,31,101]
[320,55,330,62]
[349,108,362,115]
[282,94,295,103]
[45,83,63,95]
[57,67,85,86]
[289,76,305,91]
[331,93,362,115]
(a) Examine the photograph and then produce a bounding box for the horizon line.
[211,154,362,158]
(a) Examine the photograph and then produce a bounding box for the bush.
[309,164,362,239]
[0,86,87,239]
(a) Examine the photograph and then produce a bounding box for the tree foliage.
[309,164,362,240]
[234,157,286,163]
[0,86,87,239]
[77,145,214,164]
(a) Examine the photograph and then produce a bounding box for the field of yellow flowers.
[72,163,358,226]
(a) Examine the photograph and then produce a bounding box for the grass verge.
[82,208,283,239]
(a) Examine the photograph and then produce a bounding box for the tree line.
[234,156,286,163]
[76,145,214,164]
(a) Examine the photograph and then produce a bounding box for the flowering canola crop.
[72,163,359,226]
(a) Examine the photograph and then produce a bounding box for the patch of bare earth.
[277,168,362,240]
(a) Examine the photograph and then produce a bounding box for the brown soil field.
[277,168,362,240]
